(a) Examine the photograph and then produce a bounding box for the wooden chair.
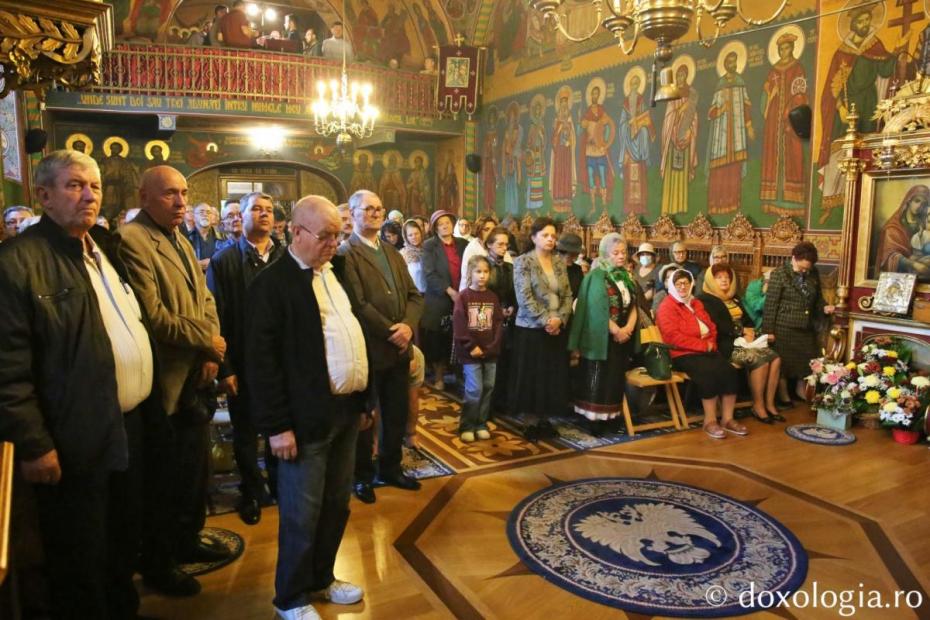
[621,368,688,436]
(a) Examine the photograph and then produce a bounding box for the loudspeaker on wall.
[788,105,811,139]
[25,128,47,154]
[465,153,481,174]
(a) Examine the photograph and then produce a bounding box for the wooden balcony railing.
[93,44,437,118]
[0,442,12,586]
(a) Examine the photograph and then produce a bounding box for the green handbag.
[643,341,674,381]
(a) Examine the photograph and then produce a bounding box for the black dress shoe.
[143,568,201,597]
[177,540,232,564]
[237,498,261,525]
[751,411,775,425]
[377,472,421,491]
[768,411,787,422]
[353,481,376,503]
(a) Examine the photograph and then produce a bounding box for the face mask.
[639,255,652,266]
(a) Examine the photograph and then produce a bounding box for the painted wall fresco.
[52,121,435,216]
[477,15,817,229]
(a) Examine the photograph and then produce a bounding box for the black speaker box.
[788,105,811,139]
[465,153,481,174]
[25,128,47,154]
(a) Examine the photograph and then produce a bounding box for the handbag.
[642,341,673,381]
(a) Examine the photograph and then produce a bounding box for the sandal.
[722,420,749,436]
[703,423,726,440]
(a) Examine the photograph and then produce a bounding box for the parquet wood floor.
[138,406,930,619]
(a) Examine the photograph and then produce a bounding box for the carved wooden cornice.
[684,212,714,241]
[651,215,679,241]
[561,213,583,236]
[0,0,113,100]
[764,215,803,245]
[722,213,757,244]
[591,212,615,235]
[619,212,645,240]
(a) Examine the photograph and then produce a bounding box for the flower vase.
[817,408,852,431]
[892,428,921,445]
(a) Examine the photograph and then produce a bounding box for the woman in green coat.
[568,233,639,430]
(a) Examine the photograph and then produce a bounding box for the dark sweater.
[453,288,504,364]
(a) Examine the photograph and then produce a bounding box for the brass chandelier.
[528,0,788,101]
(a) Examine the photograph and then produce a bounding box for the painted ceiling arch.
[113,0,462,69]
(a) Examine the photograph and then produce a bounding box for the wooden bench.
[677,363,755,426]
[622,369,688,436]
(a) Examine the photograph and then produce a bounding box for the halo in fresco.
[408,148,430,169]
[555,85,575,108]
[585,76,608,105]
[529,93,547,120]
[837,0,886,41]
[382,149,404,169]
[65,133,94,156]
[623,66,647,97]
[144,139,171,160]
[102,136,130,157]
[716,40,748,76]
[767,24,806,66]
[506,100,521,121]
[671,54,697,84]
[353,148,374,166]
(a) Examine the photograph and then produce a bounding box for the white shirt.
[245,237,272,263]
[82,237,154,412]
[289,248,368,394]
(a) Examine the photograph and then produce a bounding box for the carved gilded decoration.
[619,213,645,241]
[561,213,583,236]
[0,1,113,100]
[684,213,714,241]
[651,215,679,242]
[591,212,615,236]
[721,213,756,243]
[764,215,802,245]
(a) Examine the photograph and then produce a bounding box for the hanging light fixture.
[311,0,378,145]
[530,0,788,102]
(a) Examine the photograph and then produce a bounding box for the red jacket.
[656,295,718,359]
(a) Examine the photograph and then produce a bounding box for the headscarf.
[598,257,634,308]
[702,264,736,301]
[399,218,423,263]
[668,268,694,305]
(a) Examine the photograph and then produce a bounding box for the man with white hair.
[0,150,157,617]
[218,200,243,249]
[246,195,369,620]
[387,209,404,226]
[188,202,227,270]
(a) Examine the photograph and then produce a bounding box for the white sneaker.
[475,429,491,440]
[275,603,322,620]
[460,431,475,443]
[312,579,363,605]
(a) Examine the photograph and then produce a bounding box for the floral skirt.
[730,346,779,370]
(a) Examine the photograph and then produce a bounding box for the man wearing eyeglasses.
[3,205,34,240]
[246,195,369,620]
[340,189,423,503]
[207,191,286,525]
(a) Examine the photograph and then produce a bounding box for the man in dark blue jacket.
[207,191,285,525]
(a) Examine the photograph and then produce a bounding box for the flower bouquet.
[879,376,929,444]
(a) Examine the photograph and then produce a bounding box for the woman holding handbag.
[421,210,468,390]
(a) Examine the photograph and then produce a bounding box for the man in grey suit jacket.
[119,166,229,596]
[340,190,424,503]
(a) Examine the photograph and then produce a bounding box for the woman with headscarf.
[568,233,638,432]
[380,220,404,250]
[698,263,784,424]
[399,218,426,292]
[511,217,573,440]
[459,215,501,290]
[656,268,744,439]
[421,210,468,389]
[762,241,835,401]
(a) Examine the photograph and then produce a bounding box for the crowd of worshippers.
[0,149,835,620]
[186,1,350,58]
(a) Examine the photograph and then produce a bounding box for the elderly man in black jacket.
[246,195,369,620]
[0,150,159,619]
[207,190,285,525]
[341,189,424,504]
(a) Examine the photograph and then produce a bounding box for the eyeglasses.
[295,223,339,244]
[354,205,384,216]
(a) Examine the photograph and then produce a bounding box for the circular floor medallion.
[785,423,856,446]
[507,477,807,617]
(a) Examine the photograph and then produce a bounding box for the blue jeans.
[274,409,359,611]
[461,362,497,432]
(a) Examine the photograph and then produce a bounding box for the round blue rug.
[786,424,856,446]
[507,477,807,617]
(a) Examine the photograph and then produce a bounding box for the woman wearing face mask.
[632,242,659,305]
[656,269,743,440]
[511,217,573,440]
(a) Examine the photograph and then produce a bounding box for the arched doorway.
[186,160,346,211]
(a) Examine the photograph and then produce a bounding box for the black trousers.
[32,409,142,620]
[227,385,275,503]
[141,404,210,573]
[354,358,410,483]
